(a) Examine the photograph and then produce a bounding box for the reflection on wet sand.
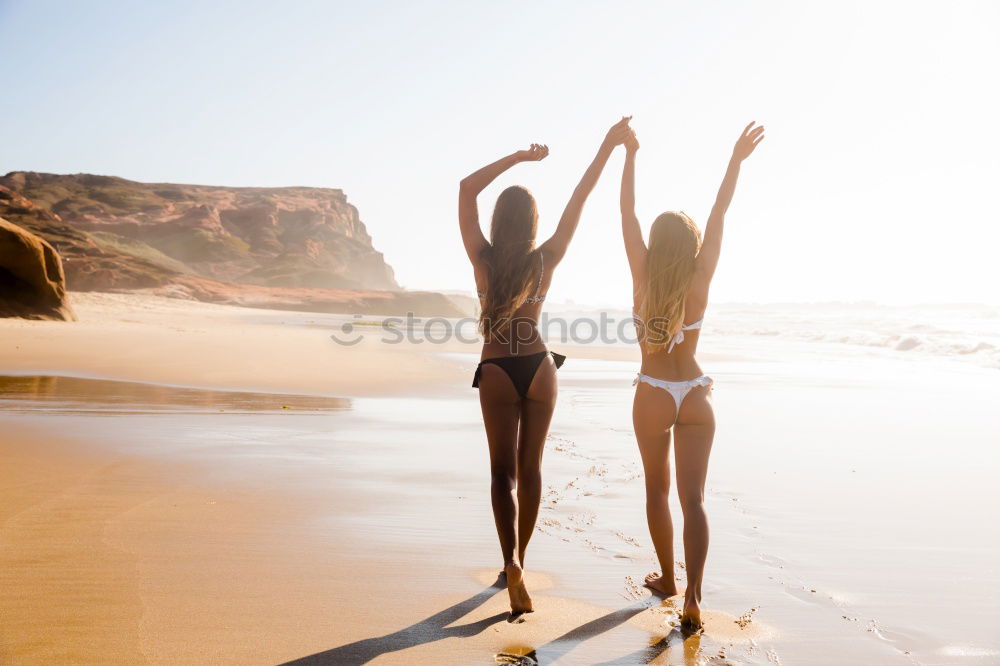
[617,628,703,666]
[0,375,349,414]
[0,371,778,665]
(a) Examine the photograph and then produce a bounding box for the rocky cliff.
[0,173,462,317]
[0,183,176,290]
[0,171,398,291]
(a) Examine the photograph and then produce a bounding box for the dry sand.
[0,292,468,398]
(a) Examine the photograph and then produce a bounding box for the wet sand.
[0,377,772,665]
[2,294,999,664]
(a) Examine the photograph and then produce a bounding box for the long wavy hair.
[639,211,702,353]
[478,185,541,339]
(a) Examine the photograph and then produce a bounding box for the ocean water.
[536,302,1000,370]
[706,302,1000,370]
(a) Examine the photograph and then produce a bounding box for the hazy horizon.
[2,1,998,306]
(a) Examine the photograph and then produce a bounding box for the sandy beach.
[5,0,1000,663]
[2,294,999,665]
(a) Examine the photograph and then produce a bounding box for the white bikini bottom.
[633,373,714,420]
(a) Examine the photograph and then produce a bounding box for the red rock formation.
[0,176,465,317]
[0,215,76,321]
[0,172,398,291]
[0,185,175,291]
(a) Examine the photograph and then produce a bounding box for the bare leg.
[516,358,557,568]
[633,383,679,597]
[674,385,715,629]
[478,363,522,612]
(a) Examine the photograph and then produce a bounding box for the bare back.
[632,275,709,382]
[475,249,554,359]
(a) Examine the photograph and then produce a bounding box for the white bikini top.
[668,319,703,353]
[632,312,704,353]
[477,252,547,305]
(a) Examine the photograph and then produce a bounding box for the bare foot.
[644,571,678,597]
[680,587,702,632]
[504,562,533,617]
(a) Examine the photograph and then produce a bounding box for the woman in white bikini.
[619,121,765,630]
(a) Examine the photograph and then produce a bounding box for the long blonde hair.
[639,211,702,353]
[478,185,541,339]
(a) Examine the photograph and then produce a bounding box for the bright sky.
[2,1,998,305]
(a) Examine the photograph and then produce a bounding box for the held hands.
[624,128,639,155]
[603,116,633,149]
[733,121,765,161]
[515,143,549,162]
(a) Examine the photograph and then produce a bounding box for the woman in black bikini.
[459,118,632,616]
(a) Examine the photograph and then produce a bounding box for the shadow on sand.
[496,599,703,665]
[281,575,509,665]
[283,578,703,666]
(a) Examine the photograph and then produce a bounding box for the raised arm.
[458,144,549,265]
[540,117,631,264]
[620,128,646,280]
[695,121,765,285]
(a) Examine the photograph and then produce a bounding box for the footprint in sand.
[587,464,609,479]
[735,606,758,629]
[633,606,775,643]
[622,575,647,601]
[615,531,642,547]
[621,462,642,482]
[567,512,596,528]
[541,488,560,510]
[756,552,786,570]
[548,436,596,461]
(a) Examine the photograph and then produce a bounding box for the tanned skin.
[620,121,764,630]
[459,118,632,617]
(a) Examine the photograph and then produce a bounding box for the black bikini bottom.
[472,351,566,398]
